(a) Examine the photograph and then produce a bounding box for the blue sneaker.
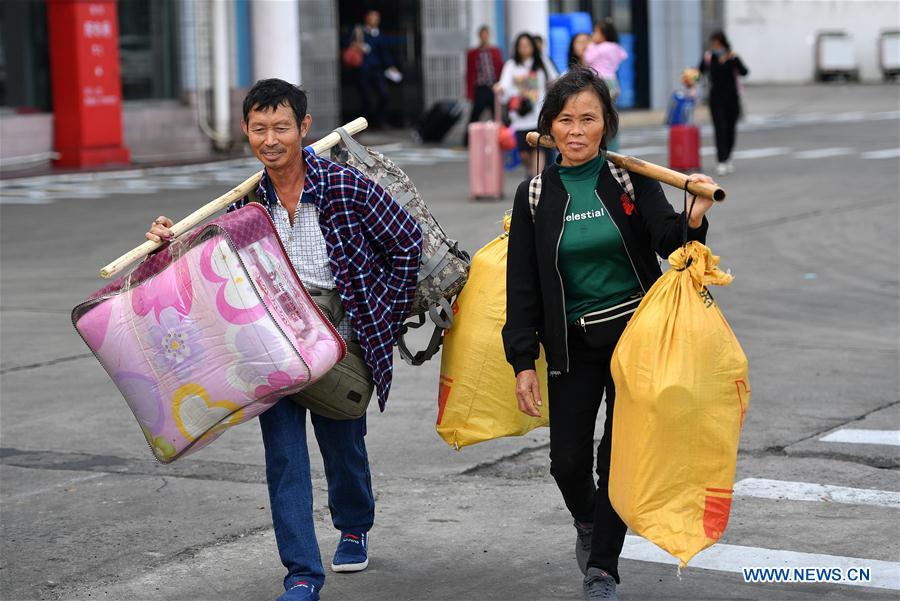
[276,580,319,601]
[331,531,369,573]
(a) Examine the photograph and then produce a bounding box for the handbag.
[288,287,374,420]
[498,125,517,151]
[342,46,364,69]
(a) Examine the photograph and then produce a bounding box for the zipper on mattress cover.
[251,204,347,360]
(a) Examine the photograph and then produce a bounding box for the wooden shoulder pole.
[99,117,368,279]
[525,132,726,202]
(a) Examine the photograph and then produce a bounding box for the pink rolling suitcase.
[468,120,504,200]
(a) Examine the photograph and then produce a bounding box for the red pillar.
[47,0,130,168]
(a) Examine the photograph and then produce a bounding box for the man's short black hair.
[538,66,619,149]
[242,78,308,127]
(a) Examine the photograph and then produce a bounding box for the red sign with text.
[47,0,130,167]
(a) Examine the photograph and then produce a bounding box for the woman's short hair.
[537,67,619,148]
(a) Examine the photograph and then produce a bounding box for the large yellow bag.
[436,221,549,450]
[609,241,749,567]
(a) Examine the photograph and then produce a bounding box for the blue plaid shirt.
[229,149,423,409]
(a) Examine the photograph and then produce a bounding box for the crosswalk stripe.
[734,478,900,509]
[831,111,867,122]
[793,147,854,159]
[731,147,791,159]
[621,535,900,590]
[861,148,900,159]
[819,429,900,446]
[620,146,666,156]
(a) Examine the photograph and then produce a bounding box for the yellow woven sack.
[609,241,749,567]
[436,219,549,450]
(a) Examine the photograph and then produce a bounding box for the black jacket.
[502,160,708,375]
[699,52,749,105]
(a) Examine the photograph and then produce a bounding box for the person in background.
[567,32,592,71]
[665,67,701,126]
[503,67,718,601]
[583,19,628,151]
[534,34,560,80]
[699,30,749,175]
[348,9,402,130]
[464,25,504,146]
[495,32,553,177]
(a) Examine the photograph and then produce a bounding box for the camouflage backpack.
[332,127,470,366]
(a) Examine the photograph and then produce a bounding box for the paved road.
[1,83,898,600]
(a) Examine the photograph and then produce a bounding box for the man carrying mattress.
[147,78,423,601]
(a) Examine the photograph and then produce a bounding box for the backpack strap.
[607,159,635,202]
[527,173,543,222]
[331,127,471,367]
[396,297,454,366]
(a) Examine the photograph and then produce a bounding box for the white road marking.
[731,147,792,159]
[793,147,854,159]
[621,535,900,590]
[157,176,205,189]
[820,429,900,446]
[701,146,717,157]
[831,111,867,122]
[861,148,900,160]
[620,146,666,156]
[734,477,900,509]
[392,156,445,165]
[370,142,403,153]
[787,112,829,123]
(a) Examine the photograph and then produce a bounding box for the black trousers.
[548,326,627,583]
[463,85,496,145]
[709,96,741,163]
[356,69,389,129]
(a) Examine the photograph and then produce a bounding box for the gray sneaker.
[574,520,593,575]
[583,567,618,601]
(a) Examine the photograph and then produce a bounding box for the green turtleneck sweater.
[557,154,643,324]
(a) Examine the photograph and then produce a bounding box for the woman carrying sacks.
[501,67,718,601]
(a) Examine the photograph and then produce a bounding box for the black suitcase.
[415,100,464,143]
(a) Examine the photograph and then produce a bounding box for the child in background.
[666,68,700,126]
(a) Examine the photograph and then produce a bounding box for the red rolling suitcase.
[669,124,701,171]
[468,120,504,199]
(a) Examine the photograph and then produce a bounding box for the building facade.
[1,0,726,172]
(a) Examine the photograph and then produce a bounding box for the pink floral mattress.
[72,203,345,463]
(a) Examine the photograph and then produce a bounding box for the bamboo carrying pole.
[525,132,726,202]
[99,117,369,279]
